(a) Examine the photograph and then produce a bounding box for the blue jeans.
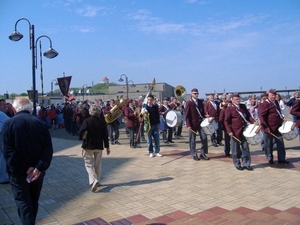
[147,124,160,153]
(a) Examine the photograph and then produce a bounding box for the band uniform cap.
[163,97,169,101]
[191,88,199,93]
[232,93,240,98]
[268,89,277,95]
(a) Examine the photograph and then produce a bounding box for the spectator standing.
[1,97,53,224]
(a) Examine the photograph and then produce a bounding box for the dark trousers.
[108,121,119,142]
[231,136,251,168]
[188,127,208,156]
[224,131,231,155]
[263,131,286,161]
[10,172,45,225]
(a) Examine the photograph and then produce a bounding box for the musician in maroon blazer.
[184,88,209,161]
[224,93,256,170]
[290,99,300,142]
[219,100,231,157]
[205,94,223,147]
[124,99,140,148]
[258,89,289,165]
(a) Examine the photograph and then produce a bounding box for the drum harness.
[192,99,204,120]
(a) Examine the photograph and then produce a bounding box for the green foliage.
[89,82,117,94]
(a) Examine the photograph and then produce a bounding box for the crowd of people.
[0,88,299,224]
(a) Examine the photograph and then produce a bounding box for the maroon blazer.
[169,102,178,110]
[218,108,226,131]
[224,103,255,139]
[258,99,283,133]
[204,101,219,122]
[290,99,300,127]
[124,106,139,128]
[158,104,169,116]
[185,98,205,132]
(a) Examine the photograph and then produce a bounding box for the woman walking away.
[79,104,110,192]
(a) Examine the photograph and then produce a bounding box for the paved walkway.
[1,124,300,225]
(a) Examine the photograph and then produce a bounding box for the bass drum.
[243,124,263,145]
[165,110,182,127]
[200,118,218,135]
[278,121,298,141]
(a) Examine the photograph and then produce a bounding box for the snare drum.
[200,118,218,135]
[165,110,182,127]
[243,124,263,145]
[278,121,298,141]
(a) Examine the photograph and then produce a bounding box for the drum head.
[243,124,257,138]
[201,118,209,127]
[165,111,178,127]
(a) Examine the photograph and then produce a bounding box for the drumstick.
[189,129,197,134]
[249,124,256,134]
[232,135,241,144]
[270,132,279,139]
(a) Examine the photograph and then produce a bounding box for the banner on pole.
[57,76,72,96]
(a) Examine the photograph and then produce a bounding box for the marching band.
[58,84,299,169]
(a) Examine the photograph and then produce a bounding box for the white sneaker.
[156,153,163,157]
[149,153,154,158]
[91,181,99,192]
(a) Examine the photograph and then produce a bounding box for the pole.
[39,40,44,104]
[31,25,37,115]
[126,76,129,100]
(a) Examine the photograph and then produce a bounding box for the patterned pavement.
[0,124,300,225]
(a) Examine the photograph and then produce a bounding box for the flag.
[57,76,72,96]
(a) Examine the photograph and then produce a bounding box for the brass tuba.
[105,98,126,123]
[174,85,186,99]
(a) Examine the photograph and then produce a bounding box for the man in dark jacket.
[1,97,53,225]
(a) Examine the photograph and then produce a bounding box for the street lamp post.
[119,74,135,100]
[51,79,57,96]
[9,18,58,115]
[82,84,91,101]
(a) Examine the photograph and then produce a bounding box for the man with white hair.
[1,97,53,224]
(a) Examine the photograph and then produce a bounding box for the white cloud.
[72,25,95,33]
[76,5,104,17]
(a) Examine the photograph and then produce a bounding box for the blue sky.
[1,0,299,97]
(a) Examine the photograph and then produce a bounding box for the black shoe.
[244,166,253,171]
[278,160,290,165]
[135,144,141,148]
[218,142,224,146]
[236,166,244,170]
[164,141,169,144]
[200,154,210,160]
[213,142,218,147]
[269,159,274,164]
[115,140,121,145]
[193,156,200,161]
[130,145,136,148]
[169,140,174,143]
[225,153,231,158]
